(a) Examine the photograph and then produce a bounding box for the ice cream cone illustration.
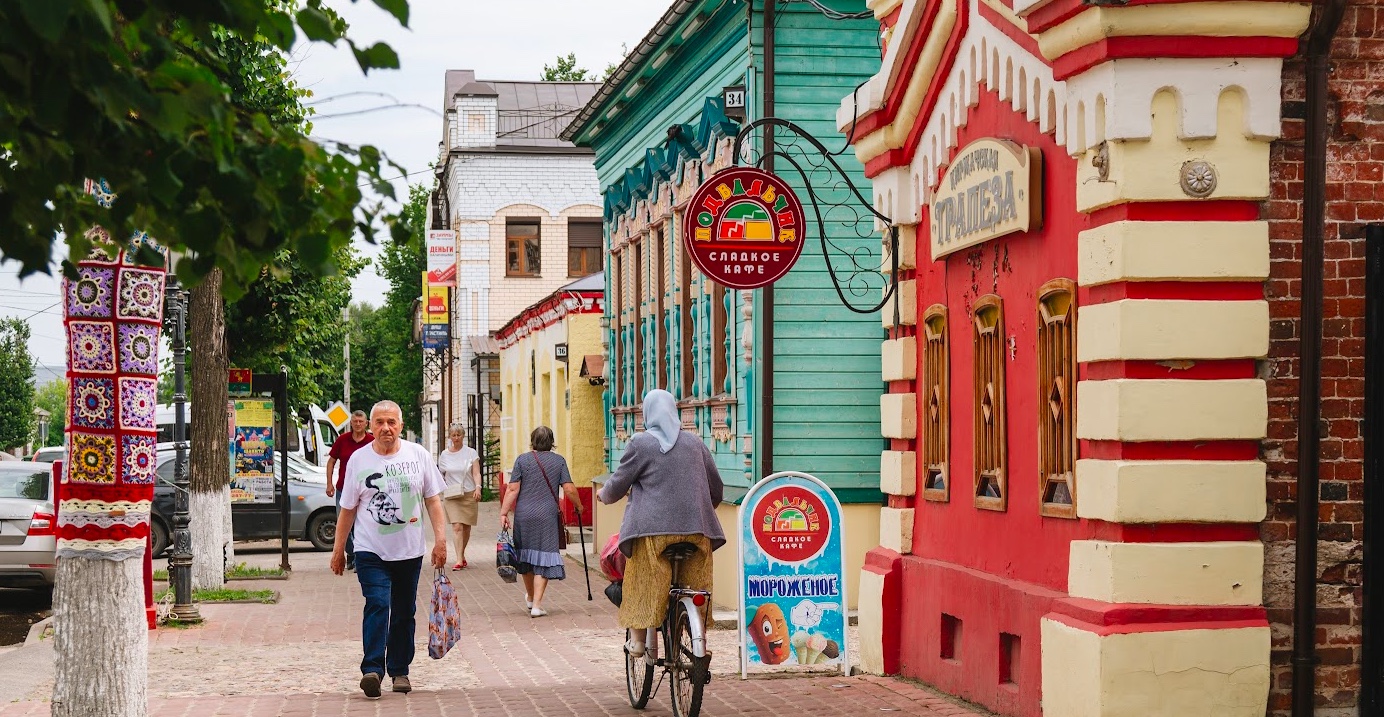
[791,631,810,664]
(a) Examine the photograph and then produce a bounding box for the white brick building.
[422,70,601,457]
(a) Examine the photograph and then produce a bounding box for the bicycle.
[624,541,712,717]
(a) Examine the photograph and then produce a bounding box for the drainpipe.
[1292,2,1346,715]
[761,0,776,477]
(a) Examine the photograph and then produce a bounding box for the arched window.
[972,295,1007,511]
[922,305,950,502]
[1038,279,1077,518]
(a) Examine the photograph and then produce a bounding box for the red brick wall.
[1263,10,1374,714]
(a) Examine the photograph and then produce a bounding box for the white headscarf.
[642,389,681,453]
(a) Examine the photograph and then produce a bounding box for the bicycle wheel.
[668,602,706,717]
[625,628,654,709]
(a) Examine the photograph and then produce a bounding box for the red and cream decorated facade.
[845,0,1311,714]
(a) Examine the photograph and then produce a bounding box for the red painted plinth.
[898,556,1063,717]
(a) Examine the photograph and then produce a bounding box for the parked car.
[149,449,337,557]
[0,462,56,590]
[29,446,64,464]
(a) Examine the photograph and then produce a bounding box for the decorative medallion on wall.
[1180,160,1217,198]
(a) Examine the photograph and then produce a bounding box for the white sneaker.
[626,638,646,657]
[530,607,548,618]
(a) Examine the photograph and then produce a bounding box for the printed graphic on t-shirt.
[360,464,423,534]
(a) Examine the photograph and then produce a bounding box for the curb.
[24,616,53,646]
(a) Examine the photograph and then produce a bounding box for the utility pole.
[342,306,351,411]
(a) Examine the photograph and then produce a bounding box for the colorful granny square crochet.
[60,234,167,561]
[65,266,115,319]
[116,269,164,321]
[70,377,116,430]
[117,377,157,431]
[117,323,159,376]
[68,321,116,373]
[69,433,118,485]
[120,435,158,485]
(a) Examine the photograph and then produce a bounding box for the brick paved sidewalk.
[0,501,987,717]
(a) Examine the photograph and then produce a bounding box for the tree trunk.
[51,557,147,716]
[189,268,230,589]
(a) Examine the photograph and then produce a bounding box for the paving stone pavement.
[1,501,987,716]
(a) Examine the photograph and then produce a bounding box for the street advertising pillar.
[738,471,850,677]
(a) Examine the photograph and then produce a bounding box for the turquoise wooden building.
[563,0,883,599]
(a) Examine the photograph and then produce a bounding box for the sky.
[2,0,670,371]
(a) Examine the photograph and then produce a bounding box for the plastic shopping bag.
[496,529,518,583]
[428,571,461,660]
[599,532,626,582]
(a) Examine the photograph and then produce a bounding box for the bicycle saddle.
[661,541,700,561]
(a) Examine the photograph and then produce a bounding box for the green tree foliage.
[33,379,67,448]
[225,247,363,411]
[542,52,594,81]
[0,0,412,296]
[0,319,36,450]
[347,184,427,434]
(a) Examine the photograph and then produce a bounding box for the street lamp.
[164,273,201,623]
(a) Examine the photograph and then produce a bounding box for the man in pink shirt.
[326,410,372,571]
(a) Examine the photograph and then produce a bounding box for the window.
[467,112,486,134]
[972,295,1007,511]
[612,251,623,405]
[568,219,602,277]
[634,240,644,400]
[922,305,949,502]
[655,226,668,389]
[679,222,695,400]
[711,280,728,395]
[506,220,541,277]
[1038,279,1077,518]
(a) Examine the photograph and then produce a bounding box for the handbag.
[600,532,626,582]
[529,451,567,550]
[427,571,461,659]
[496,529,518,583]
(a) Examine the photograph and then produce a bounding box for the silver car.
[0,462,57,590]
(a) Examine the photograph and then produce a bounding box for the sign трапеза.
[929,138,1042,261]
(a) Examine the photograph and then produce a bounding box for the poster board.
[230,399,275,504]
[738,471,850,677]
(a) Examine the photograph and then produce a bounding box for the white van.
[156,403,340,467]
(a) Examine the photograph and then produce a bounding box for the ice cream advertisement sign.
[739,471,849,677]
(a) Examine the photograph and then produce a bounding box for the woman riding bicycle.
[598,389,724,657]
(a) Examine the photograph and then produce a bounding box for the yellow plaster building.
[496,273,605,520]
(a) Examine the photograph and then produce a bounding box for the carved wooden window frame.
[633,238,645,401]
[1038,279,1077,519]
[612,249,624,408]
[678,212,696,400]
[711,280,728,396]
[922,305,950,503]
[972,295,1007,512]
[655,224,668,390]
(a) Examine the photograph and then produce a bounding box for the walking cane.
[577,504,593,601]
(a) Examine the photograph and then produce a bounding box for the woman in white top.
[437,424,482,570]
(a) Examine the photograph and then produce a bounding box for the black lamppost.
[165,278,201,622]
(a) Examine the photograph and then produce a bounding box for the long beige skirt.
[619,534,712,629]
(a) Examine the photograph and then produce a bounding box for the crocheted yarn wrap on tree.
[58,241,166,561]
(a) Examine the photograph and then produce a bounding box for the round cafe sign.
[683,166,806,290]
[751,484,831,563]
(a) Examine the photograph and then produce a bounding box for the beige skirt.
[443,492,479,526]
[619,534,713,629]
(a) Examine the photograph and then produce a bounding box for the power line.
[314,103,443,120]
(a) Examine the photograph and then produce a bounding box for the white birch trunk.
[190,488,229,590]
[222,483,236,567]
[51,557,147,717]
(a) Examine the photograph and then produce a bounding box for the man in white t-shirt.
[332,400,447,699]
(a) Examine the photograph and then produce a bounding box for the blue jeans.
[354,551,422,677]
[334,493,354,563]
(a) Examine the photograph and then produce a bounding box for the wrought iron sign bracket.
[732,117,901,326]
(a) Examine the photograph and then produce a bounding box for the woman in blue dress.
[499,426,582,617]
